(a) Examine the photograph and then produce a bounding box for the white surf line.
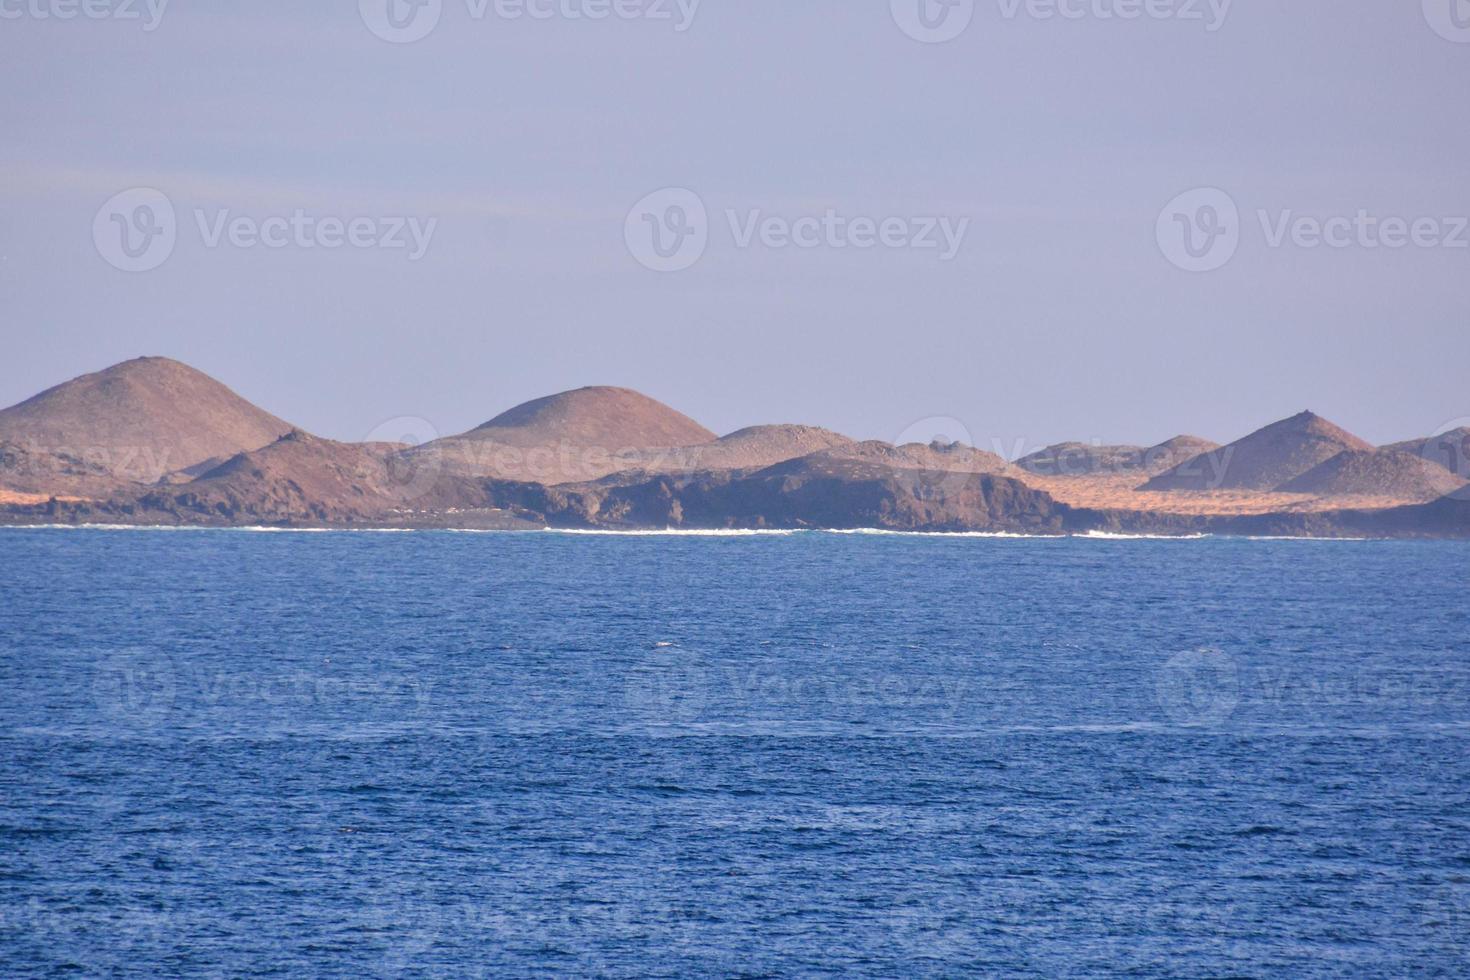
[540,527,803,537]
[826,528,1043,538]
[1077,530,1212,540]
[0,524,1412,541]
[1244,535,1375,542]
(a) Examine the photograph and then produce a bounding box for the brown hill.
[0,356,292,492]
[1142,411,1372,492]
[1145,435,1222,472]
[1017,435,1219,477]
[1383,427,1470,480]
[486,458,1077,533]
[613,424,855,476]
[1017,442,1141,476]
[404,386,716,484]
[469,386,713,448]
[479,436,1047,531]
[130,429,498,524]
[1276,449,1468,502]
[781,440,1012,479]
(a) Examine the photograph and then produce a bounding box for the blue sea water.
[1,527,1468,978]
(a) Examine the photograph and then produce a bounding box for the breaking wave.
[541,527,803,537]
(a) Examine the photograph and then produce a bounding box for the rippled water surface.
[1,528,1468,976]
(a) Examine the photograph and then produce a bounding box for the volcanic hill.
[1142,411,1373,492]
[404,386,716,484]
[1277,449,1469,502]
[787,440,1013,479]
[639,424,855,475]
[2,357,1467,538]
[118,429,524,525]
[1017,435,1219,477]
[1383,427,1470,479]
[0,356,292,493]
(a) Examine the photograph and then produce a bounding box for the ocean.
[1,527,1468,976]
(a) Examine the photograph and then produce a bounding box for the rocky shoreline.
[5,470,1466,539]
[3,357,1467,540]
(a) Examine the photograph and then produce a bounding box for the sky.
[1,0,1467,455]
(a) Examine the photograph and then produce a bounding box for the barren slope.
[133,430,497,524]
[1383,427,1470,481]
[1142,411,1372,492]
[1017,435,1219,477]
[405,386,716,484]
[1277,449,1468,502]
[0,357,292,490]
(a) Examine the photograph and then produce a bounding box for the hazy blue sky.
[2,1,1467,453]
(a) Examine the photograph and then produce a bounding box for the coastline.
[0,518,1437,541]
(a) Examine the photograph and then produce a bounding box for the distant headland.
[2,357,1467,538]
